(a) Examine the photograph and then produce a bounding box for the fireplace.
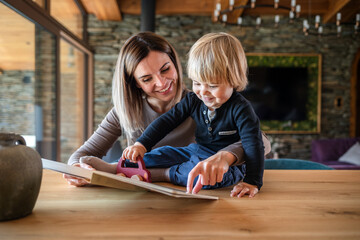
[243,53,321,133]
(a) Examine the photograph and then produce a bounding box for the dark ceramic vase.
[0,133,42,221]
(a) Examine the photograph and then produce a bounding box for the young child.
[122,32,265,197]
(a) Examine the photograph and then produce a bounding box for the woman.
[64,32,270,196]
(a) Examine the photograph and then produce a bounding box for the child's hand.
[187,151,234,194]
[122,142,147,162]
[230,182,259,198]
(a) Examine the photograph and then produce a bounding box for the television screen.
[242,67,308,121]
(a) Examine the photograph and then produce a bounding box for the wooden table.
[1,169,360,240]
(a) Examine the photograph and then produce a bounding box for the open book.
[42,159,218,200]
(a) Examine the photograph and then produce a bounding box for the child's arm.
[186,151,260,198]
[137,93,193,152]
[122,142,147,162]
[186,151,235,194]
[234,98,265,191]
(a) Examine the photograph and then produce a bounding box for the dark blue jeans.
[127,143,245,189]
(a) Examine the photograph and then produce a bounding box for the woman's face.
[134,51,178,103]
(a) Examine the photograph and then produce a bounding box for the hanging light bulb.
[303,19,309,35]
[296,5,301,18]
[237,17,243,26]
[315,15,320,29]
[222,14,228,24]
[337,25,342,37]
[291,0,296,12]
[274,0,279,9]
[289,11,295,23]
[251,0,256,9]
[318,26,323,36]
[216,2,221,11]
[229,0,234,11]
[214,9,220,22]
[275,15,280,27]
[256,17,261,28]
[336,13,341,26]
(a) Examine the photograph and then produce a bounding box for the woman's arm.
[67,108,122,166]
[64,108,122,187]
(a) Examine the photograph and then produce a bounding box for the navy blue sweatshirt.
[137,91,265,189]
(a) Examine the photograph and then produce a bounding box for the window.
[0,0,93,162]
[0,3,57,159]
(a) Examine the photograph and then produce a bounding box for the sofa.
[311,137,360,170]
[265,159,333,170]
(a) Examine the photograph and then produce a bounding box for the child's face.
[192,80,233,111]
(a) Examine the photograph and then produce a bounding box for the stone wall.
[0,70,35,134]
[87,14,360,159]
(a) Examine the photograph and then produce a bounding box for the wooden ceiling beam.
[322,0,351,23]
[338,0,360,23]
[82,0,122,21]
[224,0,249,23]
[117,0,139,15]
[117,0,214,15]
[156,0,214,15]
[238,0,249,16]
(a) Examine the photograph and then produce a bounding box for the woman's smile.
[157,81,173,94]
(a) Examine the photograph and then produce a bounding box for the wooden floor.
[0,169,359,239]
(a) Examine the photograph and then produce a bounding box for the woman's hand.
[63,158,96,187]
[230,182,259,198]
[187,151,236,194]
[122,142,147,162]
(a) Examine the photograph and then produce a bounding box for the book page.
[42,159,218,200]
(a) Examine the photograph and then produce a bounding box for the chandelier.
[213,0,360,37]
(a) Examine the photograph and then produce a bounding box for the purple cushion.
[311,137,360,163]
[324,160,360,170]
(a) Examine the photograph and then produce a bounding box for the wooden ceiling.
[0,0,359,71]
[83,0,360,24]
[0,3,35,71]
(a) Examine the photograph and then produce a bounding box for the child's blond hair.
[187,32,248,91]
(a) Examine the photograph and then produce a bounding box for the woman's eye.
[209,85,218,88]
[161,67,170,73]
[143,78,151,82]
